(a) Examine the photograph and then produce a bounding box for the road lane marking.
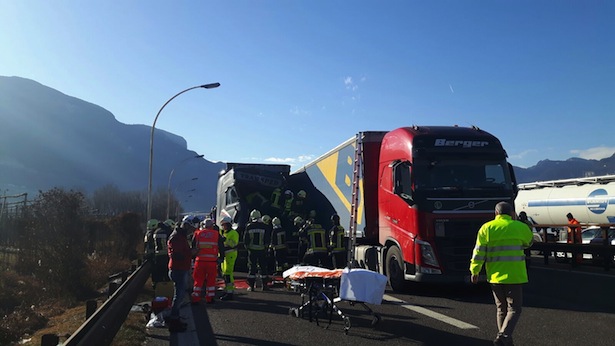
[383,294,479,330]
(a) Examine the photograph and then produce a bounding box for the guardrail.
[41,260,152,346]
[530,242,614,270]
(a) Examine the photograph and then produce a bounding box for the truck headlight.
[417,239,440,268]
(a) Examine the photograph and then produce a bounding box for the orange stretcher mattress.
[282,266,344,280]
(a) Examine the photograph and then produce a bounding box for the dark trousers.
[247,249,268,286]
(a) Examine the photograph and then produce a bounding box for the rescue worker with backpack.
[244,209,271,291]
[219,216,239,301]
[191,218,224,304]
[299,216,330,267]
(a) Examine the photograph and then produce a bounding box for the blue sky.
[1,0,613,171]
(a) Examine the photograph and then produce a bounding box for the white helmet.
[262,215,272,224]
[297,190,307,198]
[182,215,198,228]
[293,216,304,225]
[220,216,232,226]
[250,209,261,220]
[272,217,282,227]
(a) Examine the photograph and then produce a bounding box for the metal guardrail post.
[41,334,59,346]
[86,300,97,319]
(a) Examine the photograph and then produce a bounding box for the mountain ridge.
[1,76,613,214]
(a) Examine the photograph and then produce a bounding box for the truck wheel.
[386,246,407,292]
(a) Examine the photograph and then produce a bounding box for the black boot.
[219,292,234,301]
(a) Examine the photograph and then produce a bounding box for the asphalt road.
[144,260,615,346]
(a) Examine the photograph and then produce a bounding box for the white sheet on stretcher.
[339,268,387,305]
[283,266,387,306]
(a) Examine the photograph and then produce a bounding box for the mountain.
[1,76,613,215]
[0,76,224,214]
[513,155,615,183]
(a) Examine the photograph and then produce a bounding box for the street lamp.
[146,83,220,221]
[166,155,203,219]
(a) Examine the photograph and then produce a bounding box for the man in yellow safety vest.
[470,201,533,346]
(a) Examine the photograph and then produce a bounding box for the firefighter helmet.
[293,216,304,225]
[182,215,198,228]
[164,219,176,228]
[147,219,159,230]
[262,214,272,224]
[250,209,261,220]
[331,214,340,222]
[272,217,282,227]
[297,190,307,198]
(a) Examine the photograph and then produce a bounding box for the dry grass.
[17,279,155,346]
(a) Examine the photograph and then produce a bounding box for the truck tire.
[386,246,407,292]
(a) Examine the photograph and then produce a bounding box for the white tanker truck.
[515,175,615,227]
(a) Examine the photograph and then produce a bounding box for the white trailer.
[515,175,615,226]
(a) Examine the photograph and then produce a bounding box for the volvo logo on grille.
[468,202,475,209]
[434,201,442,209]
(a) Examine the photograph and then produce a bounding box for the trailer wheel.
[386,246,407,292]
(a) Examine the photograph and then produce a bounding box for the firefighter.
[329,214,348,269]
[282,190,294,223]
[300,217,330,267]
[191,219,224,304]
[144,219,158,262]
[152,220,172,287]
[293,216,306,265]
[270,216,289,274]
[261,214,275,275]
[219,216,239,301]
[244,209,271,291]
[289,190,309,221]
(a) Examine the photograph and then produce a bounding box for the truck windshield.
[413,159,512,191]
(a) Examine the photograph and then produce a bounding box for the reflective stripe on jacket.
[193,228,220,262]
[330,225,346,253]
[470,214,533,284]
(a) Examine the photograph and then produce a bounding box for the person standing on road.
[270,216,289,274]
[244,209,271,291]
[566,212,582,264]
[166,217,195,333]
[191,219,224,304]
[219,216,239,301]
[470,201,533,346]
[329,214,348,269]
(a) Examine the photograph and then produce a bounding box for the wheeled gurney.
[283,266,387,334]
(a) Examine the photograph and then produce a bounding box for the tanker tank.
[515,175,615,226]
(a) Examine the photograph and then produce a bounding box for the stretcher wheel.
[371,313,381,326]
[343,317,351,334]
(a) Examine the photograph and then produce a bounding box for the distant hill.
[513,155,615,183]
[1,76,613,216]
[0,76,224,214]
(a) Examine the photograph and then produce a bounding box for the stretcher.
[283,266,386,334]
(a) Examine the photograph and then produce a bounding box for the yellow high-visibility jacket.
[470,214,534,284]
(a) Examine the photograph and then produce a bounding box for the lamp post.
[146,83,220,221]
[166,155,204,219]
[167,177,198,220]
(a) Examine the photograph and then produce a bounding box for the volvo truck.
[216,126,518,290]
